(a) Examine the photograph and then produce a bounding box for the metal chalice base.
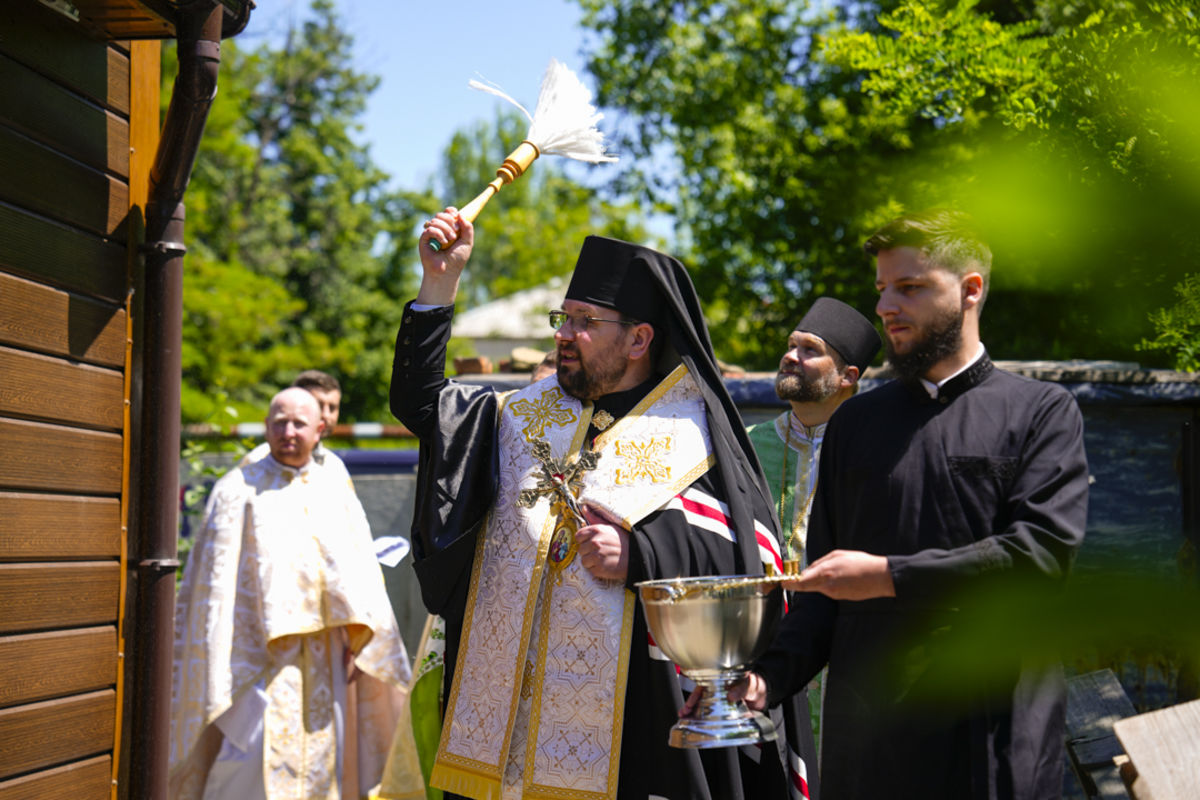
[637,574,784,749]
[670,668,777,748]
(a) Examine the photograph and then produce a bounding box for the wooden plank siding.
[0,419,123,495]
[0,272,126,368]
[0,755,111,800]
[0,347,124,430]
[0,690,115,781]
[0,627,117,708]
[0,563,120,635]
[0,6,131,116]
[0,493,121,562]
[0,5,154,796]
[0,202,126,304]
[0,126,129,240]
[0,52,130,179]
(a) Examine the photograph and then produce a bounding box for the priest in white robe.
[170,387,424,799]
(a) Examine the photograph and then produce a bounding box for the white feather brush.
[429,59,617,251]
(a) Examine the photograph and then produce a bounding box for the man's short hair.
[826,343,848,373]
[292,369,341,393]
[863,208,993,307]
[823,345,868,396]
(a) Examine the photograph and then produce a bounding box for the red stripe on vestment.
[679,494,729,525]
[756,528,783,571]
[791,768,809,799]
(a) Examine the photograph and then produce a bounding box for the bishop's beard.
[556,346,627,401]
[885,306,965,382]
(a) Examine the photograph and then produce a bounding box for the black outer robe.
[754,354,1089,800]
[390,302,814,800]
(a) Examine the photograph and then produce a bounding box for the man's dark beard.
[885,306,964,381]
[556,351,625,400]
[775,369,840,403]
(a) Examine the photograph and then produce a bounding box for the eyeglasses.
[548,309,635,333]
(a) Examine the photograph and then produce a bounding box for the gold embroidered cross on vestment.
[509,388,579,440]
[613,436,674,485]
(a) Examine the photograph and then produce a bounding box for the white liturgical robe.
[170,452,423,800]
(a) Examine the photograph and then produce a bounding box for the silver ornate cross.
[517,439,600,524]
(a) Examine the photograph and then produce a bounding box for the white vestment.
[170,452,422,799]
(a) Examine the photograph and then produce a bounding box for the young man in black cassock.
[733,209,1089,799]
[390,208,816,799]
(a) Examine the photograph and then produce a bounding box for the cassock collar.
[906,350,994,404]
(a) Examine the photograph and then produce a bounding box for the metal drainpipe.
[128,3,223,797]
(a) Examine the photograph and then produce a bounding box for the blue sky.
[241,0,596,192]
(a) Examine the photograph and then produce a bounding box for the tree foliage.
[576,0,1200,369]
[1140,274,1200,372]
[175,0,432,423]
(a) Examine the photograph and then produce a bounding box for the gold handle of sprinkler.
[428,141,540,252]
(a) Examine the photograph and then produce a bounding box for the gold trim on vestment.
[523,560,636,800]
[589,365,713,526]
[435,388,556,792]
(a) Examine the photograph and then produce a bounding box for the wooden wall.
[0,5,152,797]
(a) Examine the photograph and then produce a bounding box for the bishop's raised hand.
[416,207,473,306]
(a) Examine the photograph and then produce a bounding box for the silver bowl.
[638,574,783,748]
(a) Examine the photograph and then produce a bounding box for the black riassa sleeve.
[389,301,499,618]
[623,470,742,589]
[390,301,453,440]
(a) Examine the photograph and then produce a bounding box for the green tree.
[575,0,1200,368]
[174,0,433,423]
[1139,274,1200,372]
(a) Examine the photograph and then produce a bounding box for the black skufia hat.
[796,297,881,370]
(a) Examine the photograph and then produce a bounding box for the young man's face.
[307,387,341,437]
[553,300,636,401]
[775,331,843,403]
[874,246,966,379]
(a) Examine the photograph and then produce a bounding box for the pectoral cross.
[518,440,602,569]
[517,439,600,524]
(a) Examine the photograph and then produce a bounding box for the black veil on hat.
[796,297,881,371]
[566,236,780,574]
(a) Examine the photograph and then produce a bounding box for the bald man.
[238,370,351,479]
[170,389,422,799]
